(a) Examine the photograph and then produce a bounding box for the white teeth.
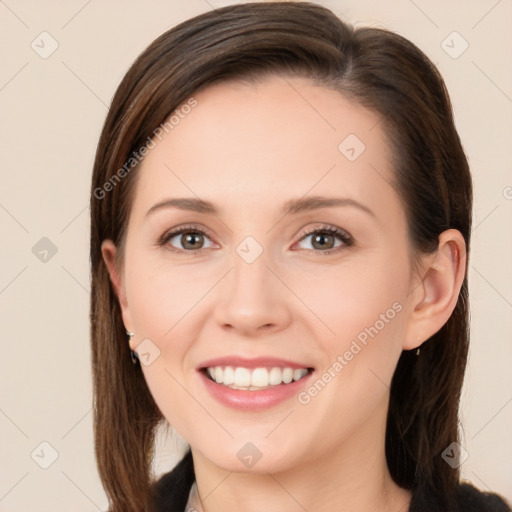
[282,368,293,384]
[293,368,305,381]
[251,368,269,387]
[205,366,309,389]
[269,367,282,385]
[234,367,251,387]
[223,366,235,385]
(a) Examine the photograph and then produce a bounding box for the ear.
[101,239,134,342]
[402,229,467,350]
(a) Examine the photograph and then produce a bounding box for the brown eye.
[160,226,215,252]
[311,232,336,250]
[180,232,206,250]
[295,226,353,254]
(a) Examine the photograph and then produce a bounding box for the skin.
[102,74,466,512]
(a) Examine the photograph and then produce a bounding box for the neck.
[188,402,411,512]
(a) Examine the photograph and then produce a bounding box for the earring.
[126,330,139,365]
[416,337,421,356]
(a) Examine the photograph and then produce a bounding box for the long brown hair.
[89,2,472,510]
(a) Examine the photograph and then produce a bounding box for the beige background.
[1,0,511,510]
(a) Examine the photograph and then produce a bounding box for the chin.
[191,437,306,475]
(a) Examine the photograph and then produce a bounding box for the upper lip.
[198,356,314,370]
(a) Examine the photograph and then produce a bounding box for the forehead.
[131,74,399,221]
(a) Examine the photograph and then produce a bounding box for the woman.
[89,2,511,511]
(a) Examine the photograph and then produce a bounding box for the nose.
[213,249,293,336]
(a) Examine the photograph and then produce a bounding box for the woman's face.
[104,74,423,473]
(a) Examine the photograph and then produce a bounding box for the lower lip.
[198,370,314,410]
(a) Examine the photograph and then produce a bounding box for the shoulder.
[454,482,511,511]
[410,481,511,512]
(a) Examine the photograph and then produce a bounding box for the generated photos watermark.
[93,97,198,200]
[297,300,403,405]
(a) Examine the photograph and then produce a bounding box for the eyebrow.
[145,195,376,218]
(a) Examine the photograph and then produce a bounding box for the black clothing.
[151,450,511,512]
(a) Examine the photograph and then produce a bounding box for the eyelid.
[295,223,353,243]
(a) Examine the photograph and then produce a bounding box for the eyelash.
[157,224,354,256]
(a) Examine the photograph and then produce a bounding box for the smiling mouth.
[201,365,314,391]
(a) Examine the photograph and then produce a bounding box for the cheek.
[290,261,408,444]
[126,256,209,433]
[123,254,225,427]
[287,252,410,420]
[125,253,213,345]
[290,252,408,348]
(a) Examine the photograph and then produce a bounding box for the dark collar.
[150,450,511,512]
